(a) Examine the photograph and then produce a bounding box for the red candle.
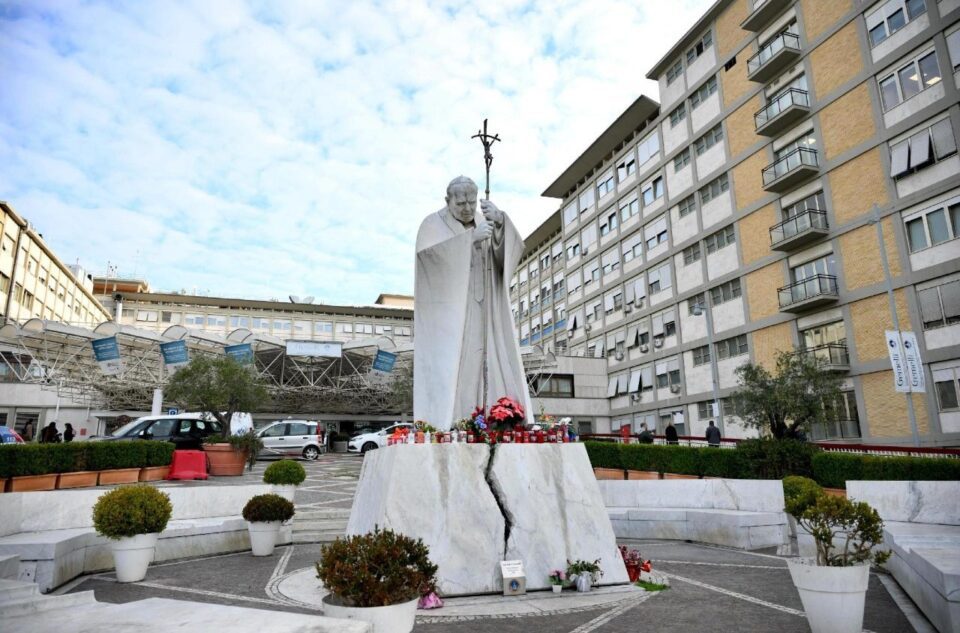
[466,432,475,443]
[535,430,545,443]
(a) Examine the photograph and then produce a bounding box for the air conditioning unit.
[624,305,632,314]
[653,336,664,348]
[584,324,592,332]
[615,352,624,361]
[640,344,649,353]
[581,247,589,256]
[670,384,681,394]
[567,330,575,339]
[630,394,641,403]
[636,299,644,308]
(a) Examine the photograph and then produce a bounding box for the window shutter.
[625,280,636,304]
[641,366,653,388]
[908,130,932,170]
[627,326,639,347]
[652,314,665,336]
[617,373,629,393]
[594,340,605,358]
[931,119,958,160]
[604,293,615,311]
[941,281,960,320]
[635,277,647,299]
[890,140,910,177]
[607,376,618,397]
[629,370,642,392]
[918,288,943,325]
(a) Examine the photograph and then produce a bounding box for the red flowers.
[488,397,525,425]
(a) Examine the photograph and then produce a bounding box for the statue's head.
[445,176,478,225]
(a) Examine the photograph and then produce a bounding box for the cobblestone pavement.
[61,453,930,632]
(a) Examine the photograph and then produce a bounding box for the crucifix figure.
[412,122,534,430]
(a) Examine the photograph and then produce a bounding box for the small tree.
[733,351,843,440]
[165,355,269,431]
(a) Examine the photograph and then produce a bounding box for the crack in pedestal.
[483,444,513,558]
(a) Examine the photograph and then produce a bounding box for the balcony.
[741,0,790,32]
[778,274,839,312]
[769,209,829,251]
[755,88,811,136]
[762,147,819,193]
[747,31,802,83]
[800,343,850,372]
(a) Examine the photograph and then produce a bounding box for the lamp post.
[692,299,724,435]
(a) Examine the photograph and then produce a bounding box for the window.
[599,210,619,236]
[652,308,677,338]
[889,119,956,179]
[669,103,687,127]
[686,30,713,65]
[566,237,581,260]
[273,319,292,332]
[601,249,620,276]
[136,310,158,322]
[678,195,696,218]
[935,367,960,411]
[710,278,742,304]
[666,59,683,85]
[715,334,748,360]
[584,260,600,286]
[564,201,578,225]
[699,173,729,204]
[690,76,718,109]
[878,50,941,111]
[904,199,960,252]
[655,357,681,388]
[540,253,550,270]
[688,293,706,315]
[641,176,664,206]
[866,0,927,47]
[619,195,640,223]
[644,216,669,250]
[918,279,960,329]
[802,320,846,349]
[637,132,660,165]
[692,345,711,366]
[338,323,353,333]
[720,397,743,417]
[534,374,575,397]
[791,255,835,282]
[697,401,717,418]
[566,270,582,295]
[648,263,672,293]
[596,171,615,198]
[948,29,960,72]
[617,152,637,180]
[184,313,204,326]
[673,148,691,171]
[682,243,701,265]
[704,224,736,254]
[783,190,827,219]
[579,187,596,213]
[621,234,643,263]
[552,240,563,263]
[694,124,724,156]
[604,290,623,314]
[776,129,818,160]
[581,223,598,252]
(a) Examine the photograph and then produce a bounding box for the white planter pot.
[575,574,592,593]
[111,533,159,583]
[247,521,281,556]
[551,584,562,593]
[787,558,870,633]
[322,595,419,633]
[272,484,297,503]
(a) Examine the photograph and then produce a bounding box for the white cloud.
[0,0,712,304]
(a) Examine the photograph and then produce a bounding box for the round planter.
[56,471,99,489]
[204,444,248,476]
[575,574,592,593]
[333,441,348,453]
[551,584,562,594]
[787,558,870,633]
[272,484,297,503]
[9,474,58,492]
[247,521,281,556]
[111,533,159,583]
[322,595,419,633]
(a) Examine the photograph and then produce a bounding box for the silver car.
[257,420,325,460]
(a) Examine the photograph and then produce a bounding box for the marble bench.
[598,479,788,550]
[847,480,960,633]
[0,484,286,592]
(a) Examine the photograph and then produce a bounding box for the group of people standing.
[635,420,722,447]
[20,420,74,443]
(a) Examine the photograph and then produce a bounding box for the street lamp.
[691,299,724,435]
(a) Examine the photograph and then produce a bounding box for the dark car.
[91,415,223,450]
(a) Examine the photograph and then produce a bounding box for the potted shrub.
[88,442,145,485]
[242,493,295,556]
[316,527,437,633]
[203,430,263,476]
[263,459,306,502]
[3,444,59,491]
[783,475,823,558]
[331,431,350,453]
[787,495,890,633]
[547,569,565,593]
[566,558,603,593]
[54,444,99,489]
[92,484,172,582]
[139,441,175,482]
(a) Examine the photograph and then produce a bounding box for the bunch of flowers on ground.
[548,569,566,585]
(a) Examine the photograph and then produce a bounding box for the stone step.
[291,531,345,544]
[295,509,351,519]
[0,555,20,580]
[293,520,348,532]
[0,589,98,619]
[0,579,39,605]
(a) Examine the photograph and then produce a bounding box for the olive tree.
[165,355,269,430]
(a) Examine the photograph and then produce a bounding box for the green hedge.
[0,441,174,479]
[812,452,960,489]
[584,440,623,470]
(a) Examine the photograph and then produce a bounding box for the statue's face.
[446,185,477,224]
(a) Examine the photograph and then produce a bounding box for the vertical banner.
[900,331,926,393]
[92,336,123,376]
[160,340,189,368]
[224,343,254,365]
[885,330,909,393]
[371,349,397,373]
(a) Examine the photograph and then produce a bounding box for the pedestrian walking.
[63,423,75,443]
[637,422,654,444]
[40,422,61,443]
[665,421,679,445]
[22,421,34,442]
[705,420,721,447]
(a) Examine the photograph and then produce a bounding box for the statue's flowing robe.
[414,207,534,431]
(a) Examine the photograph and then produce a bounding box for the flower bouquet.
[566,558,603,592]
[548,569,566,593]
[619,545,648,582]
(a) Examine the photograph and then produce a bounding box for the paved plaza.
[48,453,932,632]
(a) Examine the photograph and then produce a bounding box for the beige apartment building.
[513,0,960,446]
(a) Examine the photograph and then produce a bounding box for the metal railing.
[800,343,849,367]
[748,31,801,75]
[770,209,828,245]
[762,147,819,186]
[755,88,810,128]
[778,274,838,308]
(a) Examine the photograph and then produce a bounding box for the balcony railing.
[747,31,802,83]
[755,88,810,136]
[770,209,829,250]
[800,343,850,371]
[778,274,838,312]
[762,147,819,192]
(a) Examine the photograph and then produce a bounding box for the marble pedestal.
[346,443,629,595]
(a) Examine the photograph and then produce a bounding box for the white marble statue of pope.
[414,176,535,431]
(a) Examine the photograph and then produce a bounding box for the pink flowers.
[488,397,525,426]
[548,569,566,585]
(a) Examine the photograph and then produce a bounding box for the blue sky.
[0,0,712,305]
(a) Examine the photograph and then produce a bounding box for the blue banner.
[372,349,396,373]
[160,340,189,367]
[92,336,123,375]
[225,343,254,365]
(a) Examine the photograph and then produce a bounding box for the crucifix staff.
[471,119,501,415]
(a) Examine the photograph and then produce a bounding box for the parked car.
[0,426,24,444]
[256,420,325,460]
[348,422,414,454]
[89,414,223,449]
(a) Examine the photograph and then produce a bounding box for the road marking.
[566,593,651,633]
[655,560,785,570]
[662,571,804,616]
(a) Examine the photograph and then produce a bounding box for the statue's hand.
[473,219,494,243]
[481,200,504,226]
